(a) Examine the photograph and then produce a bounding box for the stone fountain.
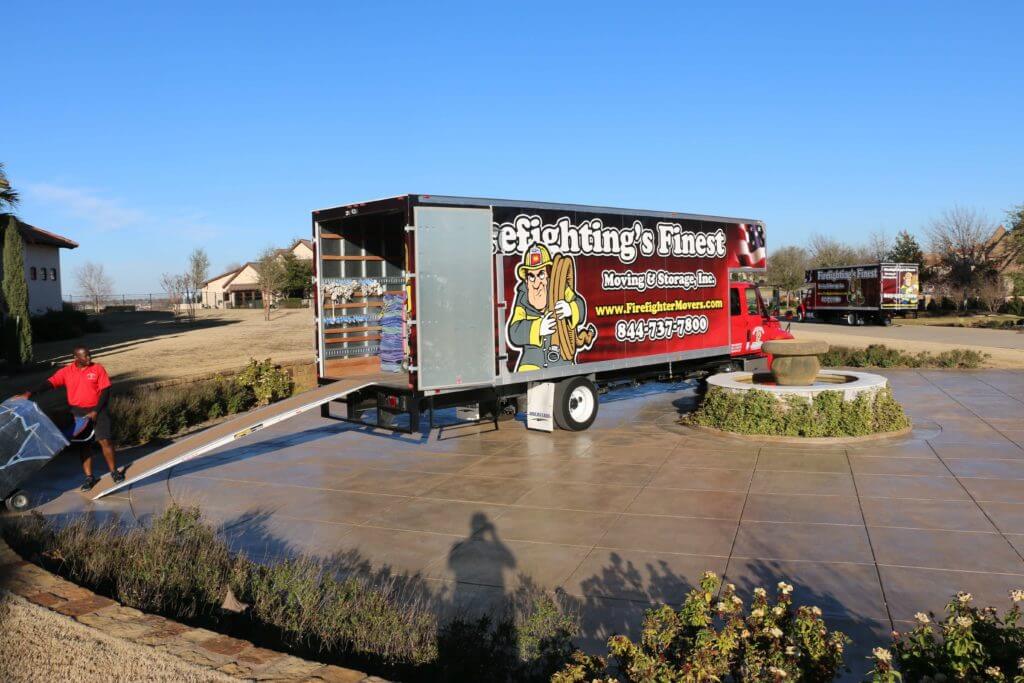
[707,340,889,401]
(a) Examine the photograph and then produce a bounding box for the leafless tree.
[865,230,892,262]
[253,247,287,321]
[976,274,1011,313]
[160,272,186,320]
[927,206,996,300]
[766,245,809,306]
[807,234,862,268]
[75,262,114,313]
[183,248,210,323]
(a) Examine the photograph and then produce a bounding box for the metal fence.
[64,294,174,312]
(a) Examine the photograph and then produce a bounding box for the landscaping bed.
[6,507,1024,681]
[685,386,911,438]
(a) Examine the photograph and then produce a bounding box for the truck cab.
[729,281,792,358]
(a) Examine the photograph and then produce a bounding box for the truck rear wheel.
[553,377,599,431]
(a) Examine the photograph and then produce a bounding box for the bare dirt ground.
[0,592,234,682]
[789,320,1024,368]
[1,308,315,397]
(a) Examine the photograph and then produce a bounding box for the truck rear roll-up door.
[413,207,496,391]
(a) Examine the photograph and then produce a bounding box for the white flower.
[811,606,822,617]
[778,581,794,595]
[731,595,743,606]
[769,627,784,638]
[773,606,784,616]
[985,667,1004,680]
[1011,589,1024,603]
[956,592,973,604]
[785,645,797,655]
[914,612,931,624]
[769,666,788,679]
[955,616,973,628]
[872,647,893,663]
[741,629,751,638]
[715,601,728,611]
[726,583,736,592]
[754,587,767,598]
[751,608,765,618]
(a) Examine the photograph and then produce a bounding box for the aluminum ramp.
[92,378,376,500]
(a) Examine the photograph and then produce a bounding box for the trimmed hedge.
[30,305,103,343]
[687,386,910,437]
[820,344,987,369]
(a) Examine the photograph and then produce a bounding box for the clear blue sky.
[5,1,1022,294]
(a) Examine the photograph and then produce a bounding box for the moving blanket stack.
[0,399,69,502]
[379,293,405,372]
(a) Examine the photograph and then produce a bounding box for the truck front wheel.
[554,377,599,431]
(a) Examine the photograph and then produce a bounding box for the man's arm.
[87,388,110,419]
[13,381,54,400]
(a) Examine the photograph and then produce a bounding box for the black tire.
[845,312,857,326]
[553,377,599,431]
[5,491,29,512]
[881,315,893,327]
[796,309,805,322]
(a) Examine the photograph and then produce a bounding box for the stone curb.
[0,538,386,682]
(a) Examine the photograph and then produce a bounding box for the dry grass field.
[1,308,315,398]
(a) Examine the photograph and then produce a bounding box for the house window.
[50,268,57,280]
[30,267,37,280]
[40,268,48,281]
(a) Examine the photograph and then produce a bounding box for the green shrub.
[687,387,910,437]
[820,344,988,369]
[110,359,293,445]
[869,591,1024,682]
[2,506,578,681]
[234,358,293,406]
[553,571,847,682]
[30,304,104,342]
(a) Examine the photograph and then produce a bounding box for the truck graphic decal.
[494,209,743,373]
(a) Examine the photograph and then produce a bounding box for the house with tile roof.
[0,219,78,314]
[200,239,312,308]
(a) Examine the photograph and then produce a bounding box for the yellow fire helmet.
[517,243,553,280]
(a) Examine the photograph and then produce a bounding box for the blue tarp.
[0,399,68,497]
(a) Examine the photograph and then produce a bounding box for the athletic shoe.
[79,476,97,492]
[112,469,125,484]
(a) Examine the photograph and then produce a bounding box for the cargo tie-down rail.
[91,379,376,500]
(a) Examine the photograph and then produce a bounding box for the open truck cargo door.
[413,206,496,391]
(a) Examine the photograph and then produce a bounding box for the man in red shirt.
[17,345,122,491]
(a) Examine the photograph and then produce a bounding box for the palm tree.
[0,162,19,215]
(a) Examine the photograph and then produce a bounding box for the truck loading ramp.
[91,377,381,500]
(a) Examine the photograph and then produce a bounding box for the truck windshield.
[745,288,761,316]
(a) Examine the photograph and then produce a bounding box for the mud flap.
[526,382,554,432]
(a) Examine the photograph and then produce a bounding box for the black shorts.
[70,406,112,442]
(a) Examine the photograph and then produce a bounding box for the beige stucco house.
[1,219,78,314]
[200,239,312,308]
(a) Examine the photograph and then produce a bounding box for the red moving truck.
[313,195,792,432]
[797,263,920,326]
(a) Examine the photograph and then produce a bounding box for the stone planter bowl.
[762,339,830,386]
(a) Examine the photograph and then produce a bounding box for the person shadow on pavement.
[446,512,516,610]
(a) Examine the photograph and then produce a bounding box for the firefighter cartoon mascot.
[506,243,596,372]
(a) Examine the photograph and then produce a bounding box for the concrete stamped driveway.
[22,369,1024,679]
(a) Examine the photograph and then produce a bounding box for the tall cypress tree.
[2,216,32,365]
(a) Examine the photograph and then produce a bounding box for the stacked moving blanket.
[379,294,405,372]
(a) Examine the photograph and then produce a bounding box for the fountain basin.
[707,370,889,401]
